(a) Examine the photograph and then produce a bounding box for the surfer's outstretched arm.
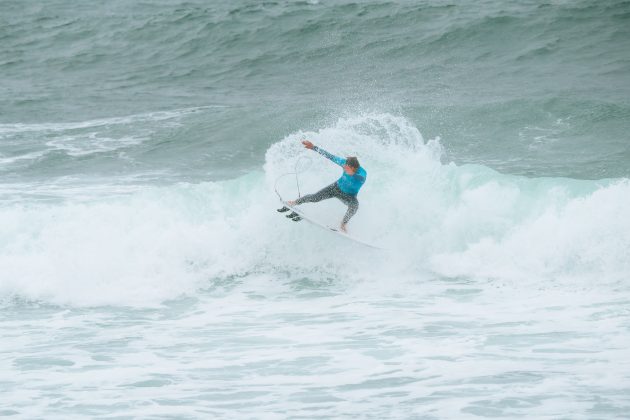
[302,140,345,167]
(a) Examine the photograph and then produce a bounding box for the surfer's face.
[343,164,357,175]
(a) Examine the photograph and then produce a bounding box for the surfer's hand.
[302,140,314,149]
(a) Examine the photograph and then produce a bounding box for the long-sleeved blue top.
[313,146,366,195]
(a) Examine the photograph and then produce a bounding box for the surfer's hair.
[346,156,360,169]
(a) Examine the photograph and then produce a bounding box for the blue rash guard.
[313,146,366,195]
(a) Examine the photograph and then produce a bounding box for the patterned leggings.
[295,183,359,224]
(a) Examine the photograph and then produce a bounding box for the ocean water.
[1,0,630,418]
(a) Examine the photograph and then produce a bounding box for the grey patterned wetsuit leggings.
[295,183,359,224]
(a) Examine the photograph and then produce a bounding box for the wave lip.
[431,179,630,286]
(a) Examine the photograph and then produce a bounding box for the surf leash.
[273,155,312,201]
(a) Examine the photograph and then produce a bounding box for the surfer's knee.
[343,201,359,224]
[349,198,359,213]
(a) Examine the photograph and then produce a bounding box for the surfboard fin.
[277,206,290,213]
[286,211,299,219]
[292,216,302,222]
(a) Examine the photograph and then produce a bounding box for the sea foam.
[1,114,628,307]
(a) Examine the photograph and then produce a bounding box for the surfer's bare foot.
[340,223,347,233]
[288,200,296,206]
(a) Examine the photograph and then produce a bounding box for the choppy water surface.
[1,0,629,418]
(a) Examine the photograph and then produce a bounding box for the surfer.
[284,140,366,233]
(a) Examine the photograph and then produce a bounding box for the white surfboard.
[277,198,383,250]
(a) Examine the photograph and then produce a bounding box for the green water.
[1,1,629,418]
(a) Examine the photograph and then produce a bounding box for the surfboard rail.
[277,197,383,250]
